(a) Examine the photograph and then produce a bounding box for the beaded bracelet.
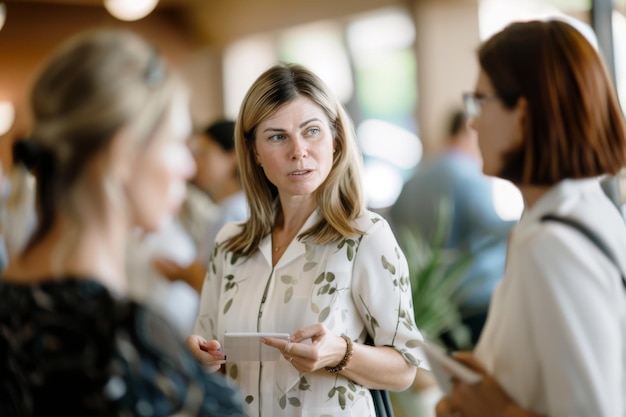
[325,335,353,373]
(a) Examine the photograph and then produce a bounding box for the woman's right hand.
[435,352,545,417]
[185,335,225,373]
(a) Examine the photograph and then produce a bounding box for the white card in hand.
[223,332,290,361]
[417,339,483,395]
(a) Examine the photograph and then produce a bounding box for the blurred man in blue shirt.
[389,109,518,348]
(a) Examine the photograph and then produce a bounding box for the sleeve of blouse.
[523,227,624,417]
[351,215,425,367]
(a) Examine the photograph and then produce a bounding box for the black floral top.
[0,278,247,417]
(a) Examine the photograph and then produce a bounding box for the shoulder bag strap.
[540,214,626,291]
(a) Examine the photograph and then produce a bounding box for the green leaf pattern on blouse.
[327,376,369,411]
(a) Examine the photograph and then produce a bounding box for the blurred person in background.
[0,103,38,275]
[190,119,248,262]
[437,19,626,417]
[153,119,248,294]
[389,108,516,349]
[0,162,7,271]
[0,28,246,416]
[0,133,38,273]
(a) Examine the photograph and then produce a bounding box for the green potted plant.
[402,226,473,348]
[390,197,473,417]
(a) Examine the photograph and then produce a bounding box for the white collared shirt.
[476,178,626,417]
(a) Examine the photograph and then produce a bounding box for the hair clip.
[145,49,165,86]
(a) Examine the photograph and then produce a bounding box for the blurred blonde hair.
[225,63,366,256]
[21,28,186,258]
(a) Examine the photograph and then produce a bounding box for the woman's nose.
[291,138,308,159]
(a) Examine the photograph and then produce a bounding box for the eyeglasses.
[462,92,500,119]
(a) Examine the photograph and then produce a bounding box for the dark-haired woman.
[437,19,626,417]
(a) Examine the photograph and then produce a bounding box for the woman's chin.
[135,215,174,235]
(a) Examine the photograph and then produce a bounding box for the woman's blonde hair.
[20,28,185,256]
[225,62,366,256]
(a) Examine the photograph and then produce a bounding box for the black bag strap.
[364,334,395,417]
[369,388,394,417]
[540,214,626,290]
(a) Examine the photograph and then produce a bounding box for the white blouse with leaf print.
[194,209,425,417]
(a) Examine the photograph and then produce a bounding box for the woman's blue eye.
[270,134,284,141]
[308,128,320,135]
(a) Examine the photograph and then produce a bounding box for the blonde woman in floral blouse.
[185,63,426,417]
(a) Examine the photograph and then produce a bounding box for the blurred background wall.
[0,0,622,210]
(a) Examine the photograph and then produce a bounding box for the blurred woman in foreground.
[0,29,246,416]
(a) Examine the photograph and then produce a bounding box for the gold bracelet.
[325,335,353,373]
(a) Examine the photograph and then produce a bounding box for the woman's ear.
[227,151,239,176]
[253,148,262,166]
[514,97,528,143]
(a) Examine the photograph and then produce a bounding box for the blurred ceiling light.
[347,7,415,55]
[363,160,404,209]
[478,0,559,40]
[0,3,6,32]
[279,21,354,104]
[357,119,422,170]
[104,0,159,21]
[0,101,15,136]
[223,35,277,119]
[491,177,524,221]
